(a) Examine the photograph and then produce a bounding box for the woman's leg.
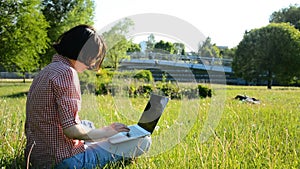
[55,144,121,169]
[96,136,152,158]
[55,136,151,169]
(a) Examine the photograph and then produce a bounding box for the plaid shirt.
[25,54,85,168]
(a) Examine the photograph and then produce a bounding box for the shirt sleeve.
[52,68,81,129]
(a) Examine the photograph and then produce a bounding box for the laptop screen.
[137,94,169,133]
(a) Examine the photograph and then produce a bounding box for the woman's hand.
[63,122,130,141]
[108,123,130,133]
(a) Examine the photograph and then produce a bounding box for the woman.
[25,25,151,169]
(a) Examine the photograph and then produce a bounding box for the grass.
[0,82,299,168]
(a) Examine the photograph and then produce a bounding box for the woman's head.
[53,25,106,70]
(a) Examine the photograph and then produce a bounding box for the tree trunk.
[267,70,272,89]
[23,72,26,83]
[267,79,272,89]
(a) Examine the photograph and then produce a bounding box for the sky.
[93,0,299,49]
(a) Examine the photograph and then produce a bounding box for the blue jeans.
[55,136,151,169]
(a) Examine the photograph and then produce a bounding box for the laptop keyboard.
[108,125,151,144]
[128,126,146,137]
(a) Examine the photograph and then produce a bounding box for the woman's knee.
[93,136,152,158]
[134,136,152,156]
[139,136,152,150]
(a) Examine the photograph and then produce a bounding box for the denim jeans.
[55,136,151,169]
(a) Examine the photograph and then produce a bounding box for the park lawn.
[0,82,299,168]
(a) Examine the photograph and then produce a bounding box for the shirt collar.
[52,54,73,67]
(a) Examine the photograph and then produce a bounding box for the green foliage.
[41,0,95,66]
[270,4,300,30]
[91,69,212,99]
[62,0,95,26]
[198,37,221,58]
[96,69,114,84]
[156,81,181,99]
[102,18,134,69]
[154,40,176,54]
[103,36,130,69]
[78,70,98,93]
[129,84,154,97]
[198,85,212,98]
[173,42,186,55]
[233,23,300,89]
[127,41,141,53]
[146,33,156,51]
[95,69,114,95]
[0,0,96,76]
[0,0,49,74]
[221,47,236,59]
[133,70,154,82]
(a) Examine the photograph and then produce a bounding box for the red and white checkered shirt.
[25,54,85,168]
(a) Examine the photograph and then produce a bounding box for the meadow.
[0,81,299,168]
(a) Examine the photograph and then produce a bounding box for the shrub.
[156,81,181,99]
[92,69,212,99]
[96,68,114,84]
[95,69,114,95]
[133,70,154,82]
[180,88,199,99]
[130,84,154,97]
[128,85,136,97]
[78,70,97,93]
[95,83,108,95]
[198,85,212,98]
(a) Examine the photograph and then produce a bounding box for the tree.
[127,41,141,53]
[173,42,185,55]
[41,0,95,66]
[233,23,300,89]
[102,18,134,69]
[0,0,49,82]
[270,4,300,30]
[198,37,221,58]
[220,47,236,59]
[154,40,175,54]
[146,33,155,52]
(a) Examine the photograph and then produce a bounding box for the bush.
[198,85,212,98]
[129,84,154,97]
[156,82,181,99]
[96,68,114,84]
[78,70,97,93]
[95,83,108,95]
[180,88,199,99]
[92,69,212,99]
[95,69,114,95]
[133,70,154,82]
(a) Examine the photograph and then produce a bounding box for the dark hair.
[53,24,106,70]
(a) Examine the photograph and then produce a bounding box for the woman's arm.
[63,122,130,141]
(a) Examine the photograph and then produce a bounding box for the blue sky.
[94,0,299,48]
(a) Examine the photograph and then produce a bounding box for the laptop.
[108,94,169,144]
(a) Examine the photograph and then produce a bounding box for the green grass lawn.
[0,82,299,168]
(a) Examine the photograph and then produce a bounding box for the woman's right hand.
[108,123,130,133]
[64,122,130,141]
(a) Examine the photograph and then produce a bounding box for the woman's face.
[69,59,88,73]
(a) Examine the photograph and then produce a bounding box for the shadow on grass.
[1,155,26,169]
[102,158,137,169]
[1,155,135,169]
[1,91,28,98]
